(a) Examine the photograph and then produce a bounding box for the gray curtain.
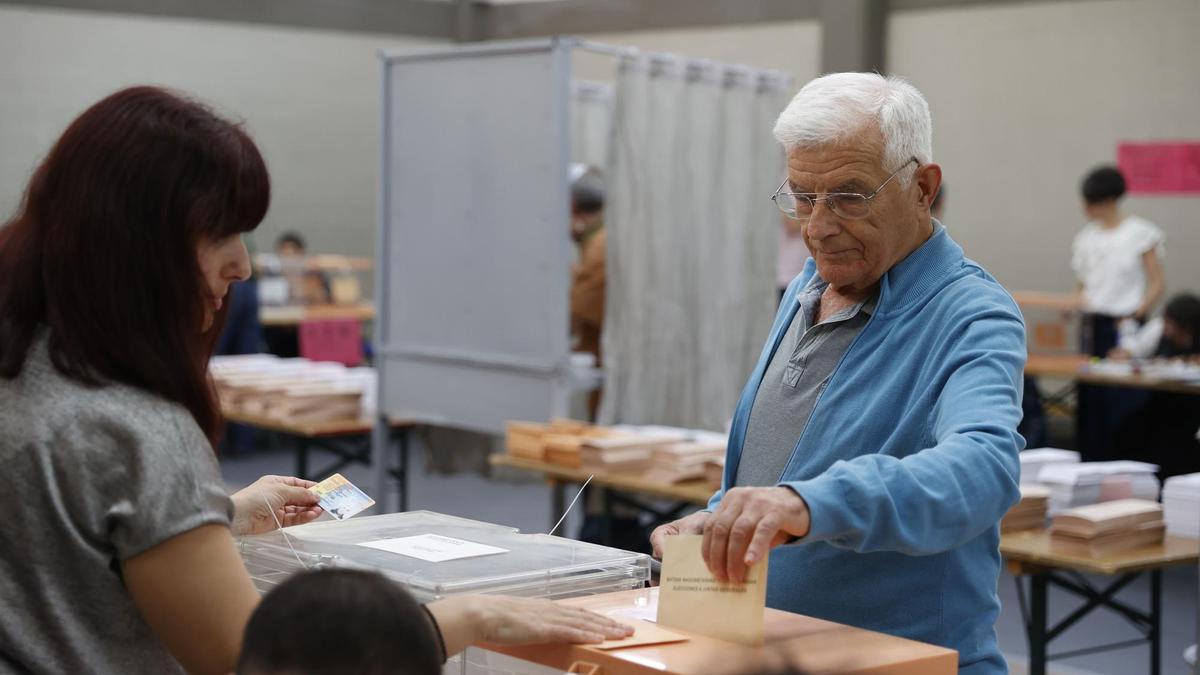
[570,80,613,169]
[600,53,789,431]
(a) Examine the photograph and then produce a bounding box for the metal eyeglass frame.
[771,157,920,220]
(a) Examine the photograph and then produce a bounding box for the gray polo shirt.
[734,280,877,487]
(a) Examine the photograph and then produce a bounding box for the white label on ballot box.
[358,534,509,562]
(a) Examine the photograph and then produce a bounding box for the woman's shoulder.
[9,342,202,449]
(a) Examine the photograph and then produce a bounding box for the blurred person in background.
[1111,293,1200,477]
[569,165,607,421]
[1071,165,1166,459]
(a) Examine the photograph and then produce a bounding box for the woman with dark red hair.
[0,87,629,675]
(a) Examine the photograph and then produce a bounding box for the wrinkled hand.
[474,596,634,646]
[702,487,811,584]
[649,510,710,560]
[231,475,323,536]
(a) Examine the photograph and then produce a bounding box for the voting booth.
[374,39,581,437]
[369,37,787,500]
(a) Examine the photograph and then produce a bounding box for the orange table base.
[486,588,957,675]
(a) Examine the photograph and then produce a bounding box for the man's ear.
[915,163,943,210]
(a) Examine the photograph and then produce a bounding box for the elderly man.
[651,73,1024,675]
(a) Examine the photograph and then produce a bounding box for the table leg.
[1151,569,1162,675]
[397,427,411,513]
[1029,573,1048,675]
[601,488,614,546]
[550,481,566,532]
[296,436,310,481]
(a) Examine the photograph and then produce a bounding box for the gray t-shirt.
[0,335,232,674]
[736,281,876,487]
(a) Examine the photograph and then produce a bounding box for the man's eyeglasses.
[771,157,919,221]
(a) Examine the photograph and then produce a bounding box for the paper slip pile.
[704,456,726,490]
[1001,484,1050,533]
[506,420,727,478]
[210,354,375,423]
[1050,499,1165,557]
[1019,448,1081,485]
[643,439,727,484]
[1038,461,1160,516]
[657,534,767,646]
[1163,473,1200,538]
[579,435,688,474]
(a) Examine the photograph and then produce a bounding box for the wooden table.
[1026,353,1200,396]
[487,587,958,675]
[222,409,417,511]
[490,454,715,542]
[1001,529,1200,675]
[259,302,375,327]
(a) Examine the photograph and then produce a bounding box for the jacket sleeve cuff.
[779,476,852,544]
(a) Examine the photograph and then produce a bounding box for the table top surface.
[259,302,376,326]
[1011,291,1080,312]
[221,408,413,438]
[1025,353,1200,395]
[488,587,957,675]
[490,454,716,505]
[1000,529,1200,575]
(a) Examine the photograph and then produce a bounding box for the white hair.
[773,72,932,184]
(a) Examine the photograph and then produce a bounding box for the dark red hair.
[0,86,270,444]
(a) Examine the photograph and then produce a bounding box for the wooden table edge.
[490,453,715,505]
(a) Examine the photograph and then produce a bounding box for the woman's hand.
[426,595,633,656]
[230,475,323,536]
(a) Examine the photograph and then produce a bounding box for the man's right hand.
[649,511,711,560]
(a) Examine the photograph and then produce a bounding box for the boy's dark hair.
[238,569,443,675]
[1161,293,1200,357]
[1080,166,1127,205]
[277,231,306,252]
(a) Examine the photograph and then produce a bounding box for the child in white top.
[1071,166,1165,326]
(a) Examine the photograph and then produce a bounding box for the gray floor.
[221,438,1198,675]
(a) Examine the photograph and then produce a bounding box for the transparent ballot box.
[238,511,651,602]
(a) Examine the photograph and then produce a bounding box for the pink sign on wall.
[299,319,363,367]
[1117,142,1200,194]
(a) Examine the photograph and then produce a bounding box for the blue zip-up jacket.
[709,226,1025,674]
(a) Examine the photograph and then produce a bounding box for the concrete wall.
[888,0,1200,300]
[0,5,441,265]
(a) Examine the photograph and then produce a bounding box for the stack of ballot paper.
[1050,499,1165,556]
[1019,448,1081,485]
[210,355,374,423]
[643,440,727,484]
[1001,484,1050,532]
[1038,461,1160,516]
[580,434,691,474]
[1163,473,1200,538]
[579,438,656,473]
[506,421,727,478]
[704,457,725,489]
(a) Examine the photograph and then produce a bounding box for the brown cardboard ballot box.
[485,588,957,675]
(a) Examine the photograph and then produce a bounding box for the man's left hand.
[702,486,811,584]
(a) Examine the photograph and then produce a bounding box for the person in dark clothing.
[1114,294,1200,477]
